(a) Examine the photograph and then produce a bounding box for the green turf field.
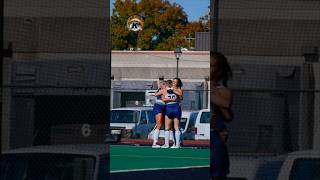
[110,145,210,172]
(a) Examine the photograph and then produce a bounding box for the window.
[111,110,140,123]
[147,111,155,123]
[289,158,320,180]
[140,111,147,124]
[187,112,198,132]
[189,112,198,125]
[200,112,210,123]
[180,117,188,130]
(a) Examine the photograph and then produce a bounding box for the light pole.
[174,47,182,78]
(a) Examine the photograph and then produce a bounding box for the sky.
[110,0,210,22]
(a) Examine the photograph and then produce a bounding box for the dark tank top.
[213,106,227,131]
[212,85,227,131]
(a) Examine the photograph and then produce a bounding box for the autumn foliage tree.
[111,0,208,50]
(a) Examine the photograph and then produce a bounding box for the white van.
[110,107,155,139]
[194,109,210,140]
[147,110,199,141]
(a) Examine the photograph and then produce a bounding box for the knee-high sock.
[175,130,181,146]
[164,130,170,146]
[153,129,160,145]
[169,130,175,145]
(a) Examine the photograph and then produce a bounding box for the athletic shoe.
[170,145,180,149]
[152,144,161,148]
[161,145,170,148]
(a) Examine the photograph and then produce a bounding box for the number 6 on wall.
[82,124,91,137]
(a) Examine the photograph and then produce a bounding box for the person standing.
[171,78,183,148]
[211,52,233,179]
[161,80,180,148]
[151,81,167,148]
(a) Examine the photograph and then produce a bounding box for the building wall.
[195,32,210,51]
[205,0,320,55]
[4,17,109,53]
[218,19,320,56]
[2,0,110,150]
[111,51,210,80]
[4,0,109,53]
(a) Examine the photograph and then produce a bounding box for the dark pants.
[210,129,230,179]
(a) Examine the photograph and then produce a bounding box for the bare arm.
[219,108,233,122]
[162,97,177,102]
[173,87,183,97]
[154,89,164,97]
[211,87,232,109]
[212,87,233,122]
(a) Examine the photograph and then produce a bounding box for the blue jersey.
[164,88,181,119]
[165,88,177,103]
[153,90,165,115]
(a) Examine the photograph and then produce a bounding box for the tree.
[177,21,208,50]
[111,0,138,50]
[111,0,208,50]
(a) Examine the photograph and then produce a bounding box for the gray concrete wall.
[2,0,110,150]
[208,0,320,55]
[4,0,109,53]
[218,19,320,56]
[111,51,210,80]
[4,18,110,53]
